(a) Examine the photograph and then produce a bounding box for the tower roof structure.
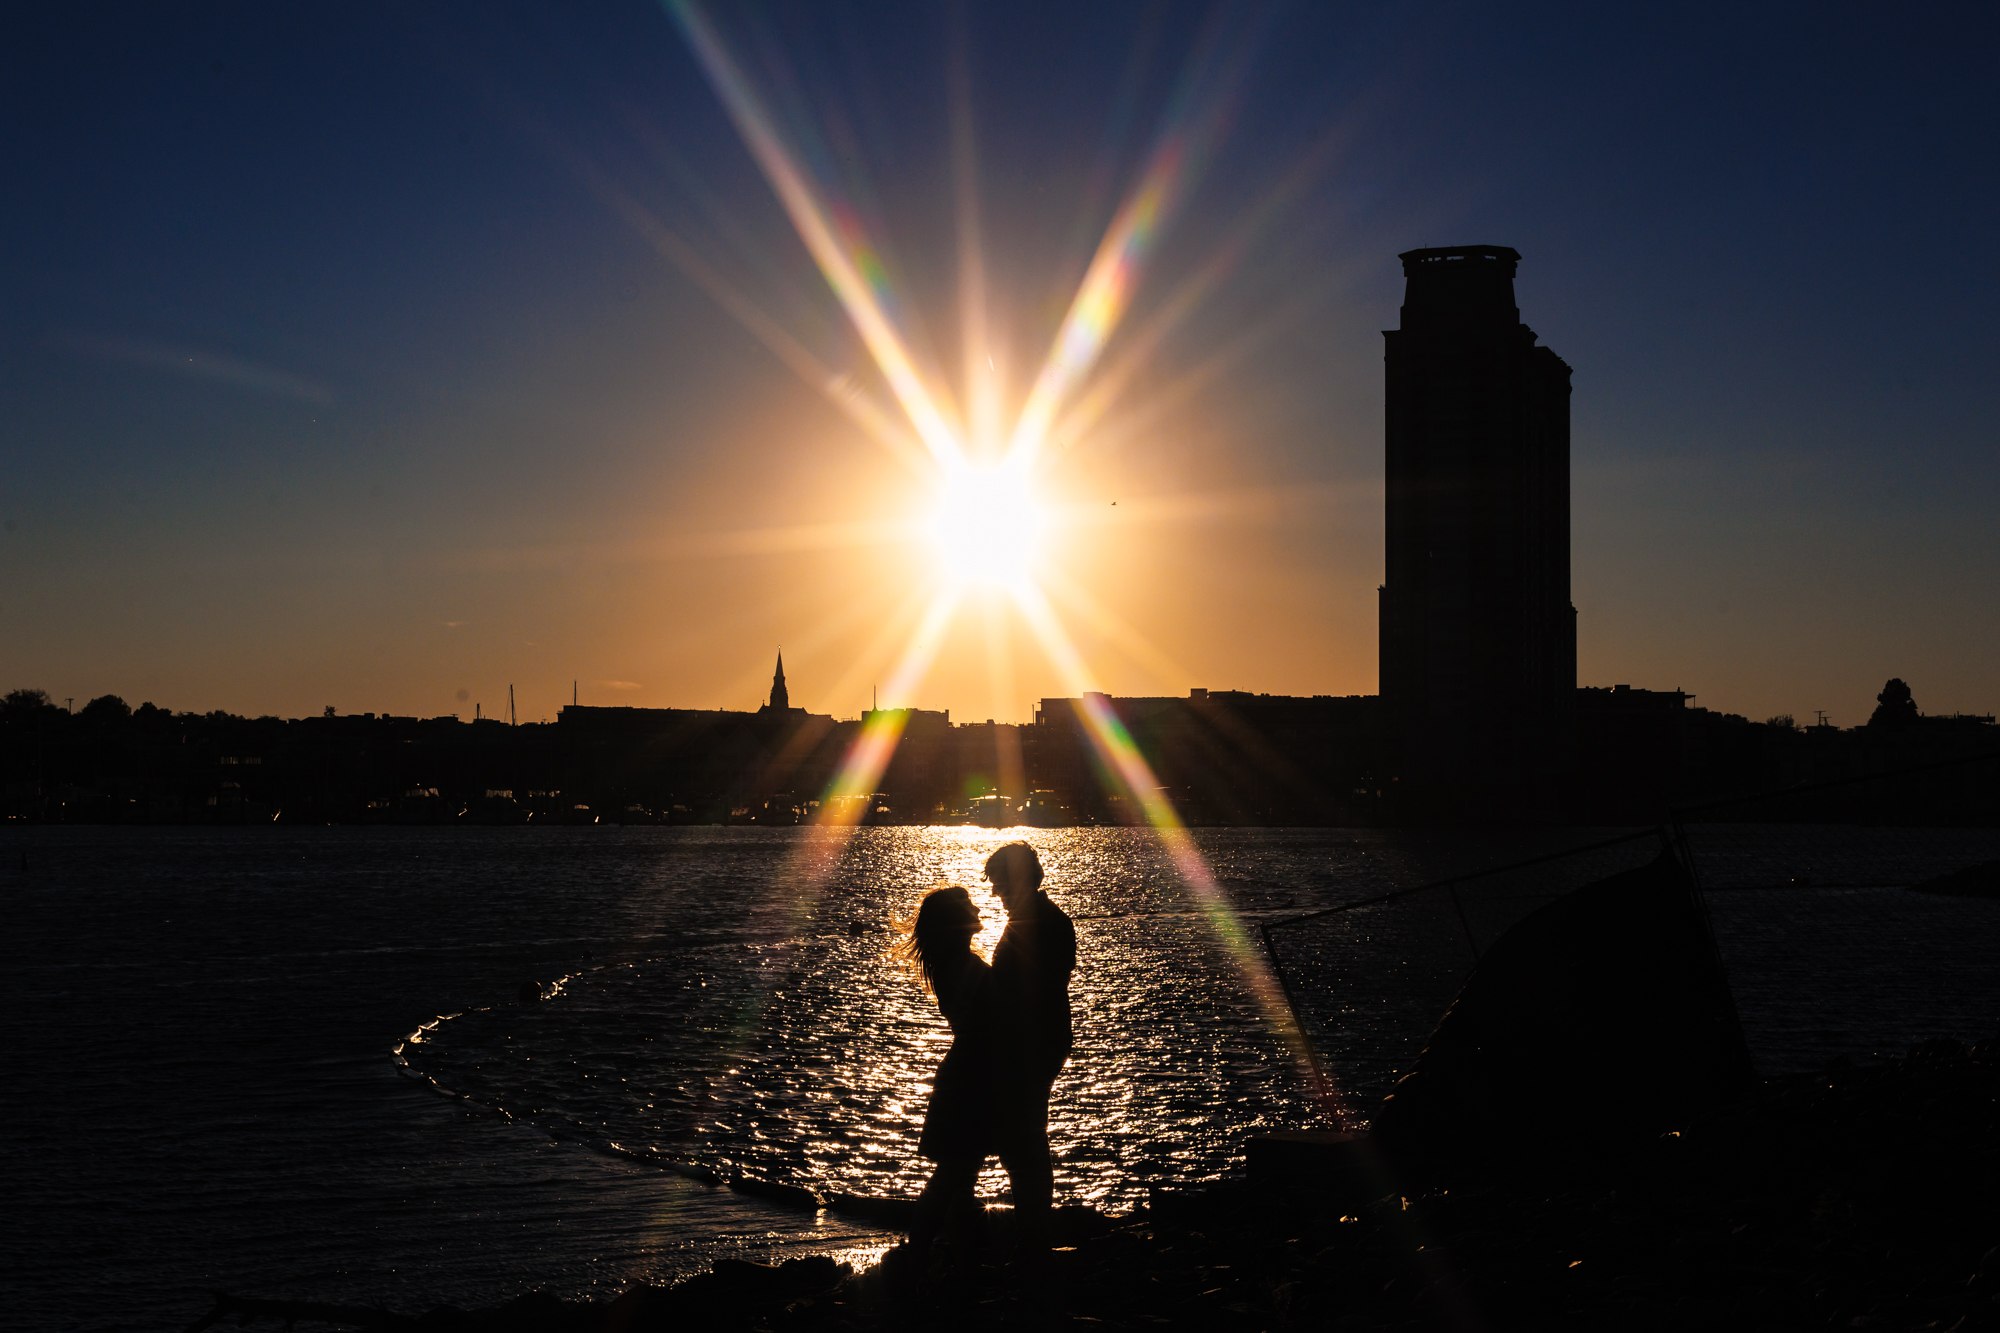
[767,652,790,713]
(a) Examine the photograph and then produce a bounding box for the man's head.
[983,841,1044,916]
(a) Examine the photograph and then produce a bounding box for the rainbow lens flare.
[661,1,1344,1121]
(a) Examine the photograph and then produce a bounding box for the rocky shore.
[184,1036,1998,1332]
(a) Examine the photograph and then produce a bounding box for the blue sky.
[3,1,1994,726]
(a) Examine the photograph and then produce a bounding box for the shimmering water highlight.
[400,826,1328,1213]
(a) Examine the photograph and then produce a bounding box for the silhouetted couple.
[899,842,1075,1273]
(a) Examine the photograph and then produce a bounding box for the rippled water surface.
[9,824,1996,1331]
[401,826,1380,1213]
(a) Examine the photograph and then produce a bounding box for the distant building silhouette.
[1379,246,1575,800]
[1031,689,1384,825]
[762,652,792,715]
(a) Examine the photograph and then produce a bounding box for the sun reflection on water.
[572,4,1355,1127]
[406,827,1330,1214]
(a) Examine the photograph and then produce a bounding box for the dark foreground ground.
[185,1038,1998,1332]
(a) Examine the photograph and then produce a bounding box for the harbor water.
[7,825,1995,1331]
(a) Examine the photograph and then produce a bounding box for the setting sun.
[926,463,1048,593]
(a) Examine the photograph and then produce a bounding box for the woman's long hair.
[897,885,979,997]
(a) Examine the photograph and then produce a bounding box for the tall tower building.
[1379,246,1575,797]
[767,652,790,713]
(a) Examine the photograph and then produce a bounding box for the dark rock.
[1907,1036,1967,1066]
[1908,858,2000,897]
[924,1200,1111,1250]
[1245,1130,1384,1204]
[517,982,542,1003]
[774,1255,843,1294]
[483,1291,585,1331]
[1374,852,1755,1172]
[599,1282,673,1330]
[708,1258,777,1288]
[825,1192,916,1226]
[1051,1202,1113,1244]
[662,1159,722,1186]
[709,1255,843,1299]
[727,1177,823,1210]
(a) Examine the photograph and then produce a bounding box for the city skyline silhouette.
[3,4,1995,733]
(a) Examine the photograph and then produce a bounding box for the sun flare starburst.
[926,463,1046,594]
[665,1,1345,1122]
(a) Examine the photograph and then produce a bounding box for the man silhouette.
[983,841,1075,1261]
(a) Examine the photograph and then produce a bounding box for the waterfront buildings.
[1379,246,1576,803]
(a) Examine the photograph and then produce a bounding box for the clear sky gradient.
[4,2,1995,727]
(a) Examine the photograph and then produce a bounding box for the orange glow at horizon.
[662,0,1250,709]
[662,1,1344,1119]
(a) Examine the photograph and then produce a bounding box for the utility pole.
[510,685,516,727]
[573,680,577,707]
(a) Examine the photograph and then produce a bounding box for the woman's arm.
[938,956,993,1034]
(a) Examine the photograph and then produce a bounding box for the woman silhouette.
[897,885,993,1266]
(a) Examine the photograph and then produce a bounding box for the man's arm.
[1042,905,1077,1073]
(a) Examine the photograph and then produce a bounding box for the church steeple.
[768,652,790,712]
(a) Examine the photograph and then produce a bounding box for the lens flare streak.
[1008,581,1345,1121]
[662,4,1342,1122]
[547,136,932,475]
[817,590,962,823]
[1007,18,1254,467]
[1042,114,1359,456]
[668,0,966,471]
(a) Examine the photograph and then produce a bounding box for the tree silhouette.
[1868,678,1921,727]
[79,694,132,724]
[2,688,61,723]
